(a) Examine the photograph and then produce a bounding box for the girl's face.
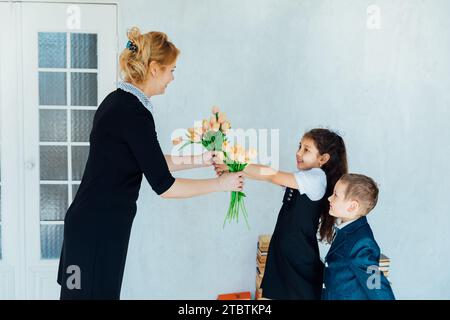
[296,137,330,170]
[328,180,360,222]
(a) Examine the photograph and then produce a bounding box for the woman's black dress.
[57,88,175,299]
[260,187,325,299]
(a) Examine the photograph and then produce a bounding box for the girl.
[215,128,348,299]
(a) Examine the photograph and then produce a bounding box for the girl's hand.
[211,151,229,176]
[217,172,245,192]
[213,163,229,177]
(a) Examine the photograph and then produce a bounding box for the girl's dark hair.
[303,128,348,243]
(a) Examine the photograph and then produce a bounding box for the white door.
[0,1,117,299]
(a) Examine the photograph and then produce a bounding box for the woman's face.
[152,61,176,95]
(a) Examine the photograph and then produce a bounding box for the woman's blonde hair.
[119,27,180,84]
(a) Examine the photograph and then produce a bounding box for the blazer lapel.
[326,216,369,259]
[326,230,346,258]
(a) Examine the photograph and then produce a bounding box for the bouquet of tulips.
[172,106,231,152]
[173,106,257,229]
[218,142,257,229]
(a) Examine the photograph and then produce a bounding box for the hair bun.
[127,26,142,43]
[119,27,180,84]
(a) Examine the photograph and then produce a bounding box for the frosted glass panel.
[40,224,64,259]
[71,33,97,69]
[71,73,97,106]
[72,146,89,181]
[39,109,67,142]
[71,110,95,142]
[40,146,68,180]
[40,184,68,221]
[38,32,67,68]
[0,226,2,260]
[39,72,67,106]
[72,184,80,202]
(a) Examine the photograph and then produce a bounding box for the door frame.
[0,0,118,299]
[0,1,27,299]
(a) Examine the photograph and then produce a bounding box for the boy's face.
[328,180,362,222]
[296,137,328,170]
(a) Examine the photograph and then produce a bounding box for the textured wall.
[117,0,450,299]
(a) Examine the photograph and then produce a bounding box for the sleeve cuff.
[153,174,176,195]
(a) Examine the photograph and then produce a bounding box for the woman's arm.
[164,151,213,172]
[214,162,298,189]
[161,172,244,199]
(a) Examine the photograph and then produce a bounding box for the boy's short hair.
[339,173,379,215]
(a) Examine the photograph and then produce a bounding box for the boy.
[323,173,395,300]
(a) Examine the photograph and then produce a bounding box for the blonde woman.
[57,27,244,299]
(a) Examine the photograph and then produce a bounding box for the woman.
[57,27,244,299]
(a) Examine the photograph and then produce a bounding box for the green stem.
[223,163,251,229]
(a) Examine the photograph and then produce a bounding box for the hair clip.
[126,40,137,52]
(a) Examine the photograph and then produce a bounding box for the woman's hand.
[217,172,245,192]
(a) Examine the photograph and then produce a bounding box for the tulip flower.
[222,141,231,153]
[172,136,183,145]
[217,112,227,124]
[202,119,211,131]
[220,121,231,132]
[212,106,220,114]
[211,122,221,132]
[192,134,201,143]
[194,127,203,135]
[246,148,257,161]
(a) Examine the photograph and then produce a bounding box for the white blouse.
[294,167,327,201]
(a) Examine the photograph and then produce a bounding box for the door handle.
[25,161,35,170]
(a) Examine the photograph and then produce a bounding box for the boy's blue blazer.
[322,216,395,300]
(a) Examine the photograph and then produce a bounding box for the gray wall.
[117,0,450,299]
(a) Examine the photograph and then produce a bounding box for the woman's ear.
[148,60,159,78]
[320,153,331,166]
